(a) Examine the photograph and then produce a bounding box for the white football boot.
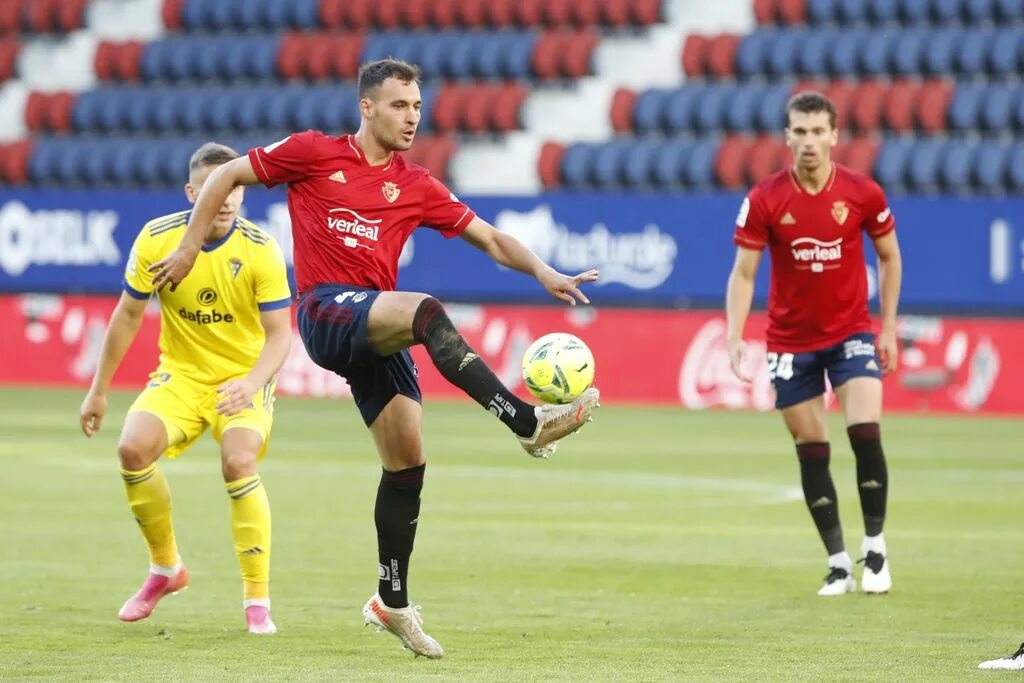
[817,565,857,596]
[979,643,1024,670]
[518,388,600,458]
[363,593,444,659]
[858,536,892,594]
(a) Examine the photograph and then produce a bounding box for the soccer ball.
[521,333,595,404]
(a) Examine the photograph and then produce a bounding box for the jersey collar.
[201,217,236,252]
[346,134,396,172]
[788,162,836,196]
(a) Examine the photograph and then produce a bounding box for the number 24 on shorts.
[767,352,794,381]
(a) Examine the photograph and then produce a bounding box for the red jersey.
[248,131,475,293]
[733,163,895,353]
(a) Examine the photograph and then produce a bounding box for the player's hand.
[538,268,599,306]
[216,378,258,416]
[149,245,200,292]
[728,338,753,383]
[80,391,107,437]
[877,326,898,375]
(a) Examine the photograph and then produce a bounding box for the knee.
[222,449,258,482]
[117,439,160,471]
[411,296,448,343]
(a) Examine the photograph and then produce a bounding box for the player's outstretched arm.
[149,157,261,291]
[872,230,902,374]
[726,247,763,383]
[459,216,598,305]
[215,307,292,416]
[80,293,148,437]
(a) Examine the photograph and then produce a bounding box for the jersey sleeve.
[420,175,475,238]
[861,178,896,239]
[122,230,155,299]
[732,186,770,250]
[248,130,323,188]
[253,239,293,311]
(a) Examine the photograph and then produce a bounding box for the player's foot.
[858,550,892,594]
[245,605,277,635]
[979,643,1024,670]
[362,593,444,659]
[817,566,856,596]
[518,387,600,458]
[117,564,189,622]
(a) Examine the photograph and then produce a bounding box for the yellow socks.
[226,475,271,601]
[121,463,178,568]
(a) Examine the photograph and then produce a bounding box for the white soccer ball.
[521,333,595,404]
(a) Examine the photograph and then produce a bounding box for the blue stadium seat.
[987,29,1020,77]
[447,34,480,79]
[53,140,86,185]
[735,31,769,80]
[995,0,1023,20]
[288,0,319,29]
[859,31,894,77]
[417,32,451,80]
[71,90,101,132]
[797,29,834,77]
[873,137,914,191]
[139,41,169,82]
[939,139,979,191]
[837,0,868,24]
[1015,89,1024,131]
[981,85,1015,131]
[203,90,237,132]
[165,39,195,82]
[933,0,963,23]
[150,90,179,133]
[27,140,58,184]
[262,0,291,29]
[193,39,223,81]
[232,0,262,31]
[964,0,997,23]
[827,30,865,76]
[726,85,760,131]
[867,0,898,24]
[899,0,930,23]
[622,139,661,188]
[262,85,296,131]
[767,29,801,78]
[591,140,630,188]
[123,89,152,133]
[957,28,995,75]
[207,0,234,31]
[891,29,926,77]
[974,140,1011,191]
[664,86,701,134]
[684,138,718,188]
[561,143,594,189]
[651,139,690,187]
[756,85,790,132]
[108,142,137,185]
[181,0,209,32]
[923,29,959,76]
[806,0,837,25]
[323,87,356,133]
[95,89,127,133]
[1008,142,1024,193]
[503,33,537,79]
[694,84,733,133]
[228,89,262,133]
[80,141,110,185]
[633,89,668,134]
[906,138,944,193]
[948,84,985,132]
[291,87,327,132]
[164,143,194,184]
[181,89,216,132]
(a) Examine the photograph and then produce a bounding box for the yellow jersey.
[123,210,292,386]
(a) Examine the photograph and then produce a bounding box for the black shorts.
[296,284,421,426]
[770,332,883,409]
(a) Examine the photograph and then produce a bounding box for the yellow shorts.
[128,369,277,460]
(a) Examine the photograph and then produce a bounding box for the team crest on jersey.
[228,257,242,280]
[831,201,849,225]
[329,170,347,184]
[382,181,400,203]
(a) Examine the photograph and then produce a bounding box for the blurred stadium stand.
[0,0,1021,195]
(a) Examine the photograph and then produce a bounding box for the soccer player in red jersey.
[149,59,599,657]
[725,92,903,597]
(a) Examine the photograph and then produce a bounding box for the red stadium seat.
[342,0,372,29]
[631,0,662,25]
[26,0,56,33]
[428,0,458,27]
[600,0,631,27]
[822,80,856,130]
[304,34,333,80]
[464,84,499,133]
[454,0,486,27]
[277,33,304,80]
[0,40,20,81]
[117,41,144,81]
[706,34,740,78]
[431,84,471,132]
[609,88,636,133]
[754,0,779,23]
[514,0,543,26]
[844,135,880,175]
[538,141,566,188]
[0,0,23,34]
[48,91,75,132]
[917,79,953,133]
[329,34,364,78]
[569,0,601,26]
[681,34,708,77]
[715,134,754,189]
[400,0,430,27]
[372,0,402,29]
[161,0,184,30]
[882,79,920,133]
[850,80,886,132]
[56,0,87,32]
[24,92,46,130]
[94,40,116,80]
[563,31,598,78]
[747,136,788,184]
[531,32,562,79]
[0,140,31,184]
[543,0,572,26]
[319,0,345,29]
[492,82,528,132]
[485,0,515,26]
[778,0,806,24]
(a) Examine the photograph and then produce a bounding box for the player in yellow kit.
[79,143,292,634]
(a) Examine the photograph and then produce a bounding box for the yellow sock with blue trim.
[226,475,271,601]
[121,463,178,568]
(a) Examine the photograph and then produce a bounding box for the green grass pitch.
[0,388,1021,681]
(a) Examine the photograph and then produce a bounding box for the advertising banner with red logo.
[0,294,1019,414]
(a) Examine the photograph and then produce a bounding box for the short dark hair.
[358,58,421,98]
[189,142,239,174]
[785,91,837,129]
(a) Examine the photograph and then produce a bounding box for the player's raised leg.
[116,411,189,621]
[367,291,598,457]
[220,427,275,634]
[834,376,891,594]
[360,394,443,659]
[782,396,854,596]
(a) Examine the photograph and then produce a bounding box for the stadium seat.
[1008,143,1024,193]
[836,0,868,24]
[568,0,601,27]
[685,138,718,188]
[715,134,754,189]
[735,31,770,80]
[981,85,1015,132]
[746,135,787,184]
[485,0,515,27]
[823,80,856,130]
[0,140,32,185]
[610,88,636,133]
[995,0,1023,20]
[873,136,914,191]
[844,135,880,175]
[778,0,806,23]
[867,0,898,24]
[987,29,1020,78]
[560,143,594,188]
[806,0,837,25]
[891,29,926,77]
[881,80,919,133]
[681,34,709,77]
[591,139,631,188]
[939,139,979,192]
[797,29,834,78]
[849,80,886,132]
[651,139,690,187]
[694,84,733,133]
[827,30,865,77]
[766,29,800,78]
[754,0,780,24]
[664,86,700,134]
[932,0,962,23]
[965,0,998,23]
[917,79,954,133]
[898,0,929,24]
[974,139,1011,191]
[921,29,958,77]
[907,138,945,193]
[956,28,994,76]
[859,31,893,78]
[948,83,985,132]
[726,85,762,132]
[537,141,565,188]
[621,138,661,188]
[632,89,668,134]
[755,85,790,132]
[706,33,740,78]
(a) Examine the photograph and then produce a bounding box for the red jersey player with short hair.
[150,59,600,658]
[726,92,903,598]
